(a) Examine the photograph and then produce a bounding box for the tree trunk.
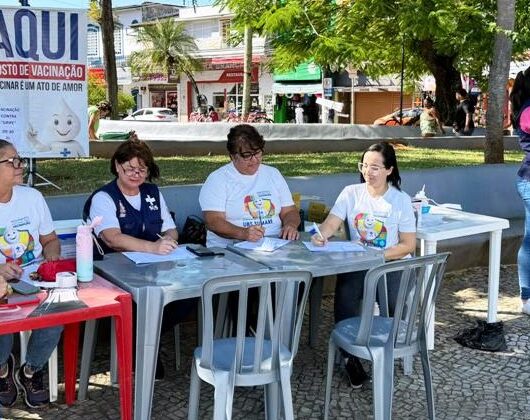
[100,0,118,120]
[417,40,461,124]
[485,0,515,164]
[184,70,201,109]
[242,25,253,119]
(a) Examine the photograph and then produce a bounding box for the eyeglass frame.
[119,162,149,176]
[237,149,264,161]
[357,162,387,173]
[0,156,29,169]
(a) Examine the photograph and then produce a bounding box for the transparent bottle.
[76,225,93,282]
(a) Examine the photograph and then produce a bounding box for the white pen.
[156,233,178,245]
[313,222,325,241]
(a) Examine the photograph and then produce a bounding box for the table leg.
[420,240,437,350]
[487,230,502,323]
[115,295,133,420]
[309,277,323,348]
[78,319,98,401]
[63,322,80,405]
[134,288,164,420]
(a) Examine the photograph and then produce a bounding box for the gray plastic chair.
[188,270,312,420]
[324,253,450,420]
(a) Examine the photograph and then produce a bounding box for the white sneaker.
[522,300,530,315]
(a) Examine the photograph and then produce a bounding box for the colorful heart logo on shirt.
[354,213,387,248]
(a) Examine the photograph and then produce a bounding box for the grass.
[33,146,524,196]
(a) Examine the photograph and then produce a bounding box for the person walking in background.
[510,67,530,315]
[88,100,112,140]
[420,98,445,137]
[453,88,475,136]
[295,103,304,124]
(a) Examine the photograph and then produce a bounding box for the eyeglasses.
[357,162,386,173]
[120,163,148,176]
[238,150,263,161]
[0,157,29,169]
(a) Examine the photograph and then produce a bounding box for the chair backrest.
[354,253,450,350]
[199,270,312,375]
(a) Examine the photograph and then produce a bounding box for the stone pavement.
[2,264,530,419]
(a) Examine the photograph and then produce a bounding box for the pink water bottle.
[76,225,93,282]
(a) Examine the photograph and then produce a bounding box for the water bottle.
[414,185,429,228]
[76,224,93,282]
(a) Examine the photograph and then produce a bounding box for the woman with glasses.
[311,142,416,388]
[199,124,300,247]
[0,139,63,409]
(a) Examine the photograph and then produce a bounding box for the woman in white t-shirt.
[311,142,416,388]
[199,124,300,248]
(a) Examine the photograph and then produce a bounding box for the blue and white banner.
[0,7,88,157]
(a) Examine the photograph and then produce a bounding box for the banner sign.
[0,7,88,158]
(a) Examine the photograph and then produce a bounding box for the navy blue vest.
[83,179,163,253]
[516,100,530,180]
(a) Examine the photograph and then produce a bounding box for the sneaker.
[522,300,530,315]
[344,356,369,389]
[0,354,17,407]
[15,364,49,409]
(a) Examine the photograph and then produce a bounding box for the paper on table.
[123,247,198,264]
[234,237,290,252]
[302,241,366,253]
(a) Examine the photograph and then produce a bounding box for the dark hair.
[455,87,468,98]
[0,139,13,153]
[360,142,401,190]
[98,100,112,112]
[424,97,434,107]
[226,124,265,155]
[510,67,530,129]
[110,139,160,181]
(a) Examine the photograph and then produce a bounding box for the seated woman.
[311,142,416,388]
[84,139,191,379]
[199,124,300,247]
[0,140,62,409]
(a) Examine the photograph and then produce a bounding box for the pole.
[350,75,355,124]
[399,41,405,125]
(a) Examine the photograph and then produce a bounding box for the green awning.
[273,62,322,82]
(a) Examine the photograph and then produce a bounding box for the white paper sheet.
[302,241,366,253]
[122,247,198,264]
[234,238,291,252]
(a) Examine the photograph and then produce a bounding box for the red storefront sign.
[218,67,258,83]
[89,68,105,80]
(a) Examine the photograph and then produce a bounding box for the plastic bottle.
[76,224,93,282]
[414,185,429,228]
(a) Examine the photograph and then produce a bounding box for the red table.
[0,275,132,420]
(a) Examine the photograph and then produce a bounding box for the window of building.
[220,19,231,46]
[186,20,218,40]
[114,25,123,56]
[87,24,99,57]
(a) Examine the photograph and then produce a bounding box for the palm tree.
[129,18,202,110]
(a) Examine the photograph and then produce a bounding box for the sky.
[0,0,212,8]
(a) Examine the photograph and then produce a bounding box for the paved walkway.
[2,264,530,419]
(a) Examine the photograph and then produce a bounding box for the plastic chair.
[19,331,58,402]
[188,270,312,420]
[324,253,450,420]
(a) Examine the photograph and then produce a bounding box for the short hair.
[455,87,468,98]
[360,142,401,190]
[110,139,160,181]
[98,100,112,112]
[0,139,13,153]
[226,124,265,155]
[424,97,434,107]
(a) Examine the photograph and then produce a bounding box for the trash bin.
[99,131,131,141]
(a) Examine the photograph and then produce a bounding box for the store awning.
[272,82,322,95]
[273,62,322,82]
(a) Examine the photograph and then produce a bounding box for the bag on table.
[179,215,207,246]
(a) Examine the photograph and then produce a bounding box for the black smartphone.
[186,245,221,257]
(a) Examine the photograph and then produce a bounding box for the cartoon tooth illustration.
[26,98,85,156]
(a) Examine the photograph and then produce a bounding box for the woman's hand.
[0,262,22,280]
[280,225,299,241]
[246,225,265,242]
[151,237,178,255]
[311,233,327,246]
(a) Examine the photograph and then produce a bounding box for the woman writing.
[311,142,416,387]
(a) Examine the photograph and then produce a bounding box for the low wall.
[45,164,523,272]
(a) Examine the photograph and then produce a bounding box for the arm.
[279,205,300,240]
[99,228,177,254]
[0,275,8,299]
[383,231,416,260]
[162,228,178,242]
[0,263,23,280]
[203,210,264,242]
[88,112,99,140]
[310,213,344,245]
[40,232,61,261]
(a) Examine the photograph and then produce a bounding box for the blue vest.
[83,180,163,253]
[516,100,530,180]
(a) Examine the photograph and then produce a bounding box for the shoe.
[344,356,369,389]
[522,300,530,315]
[0,354,17,407]
[15,364,49,409]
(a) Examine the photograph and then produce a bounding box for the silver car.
[123,107,178,122]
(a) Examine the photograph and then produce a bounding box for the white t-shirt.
[199,162,295,247]
[90,189,175,237]
[330,183,415,249]
[0,185,55,266]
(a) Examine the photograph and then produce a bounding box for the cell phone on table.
[9,280,40,295]
[186,245,222,257]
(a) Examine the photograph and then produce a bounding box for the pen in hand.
[156,233,178,245]
[313,222,324,241]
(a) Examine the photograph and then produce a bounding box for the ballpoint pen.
[157,233,178,246]
[313,222,325,241]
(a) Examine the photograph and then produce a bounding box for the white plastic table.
[417,207,510,347]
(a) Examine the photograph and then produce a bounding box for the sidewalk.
[3,264,530,419]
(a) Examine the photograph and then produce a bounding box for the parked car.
[373,107,422,126]
[123,107,178,122]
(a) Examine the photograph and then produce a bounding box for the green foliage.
[88,73,136,114]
